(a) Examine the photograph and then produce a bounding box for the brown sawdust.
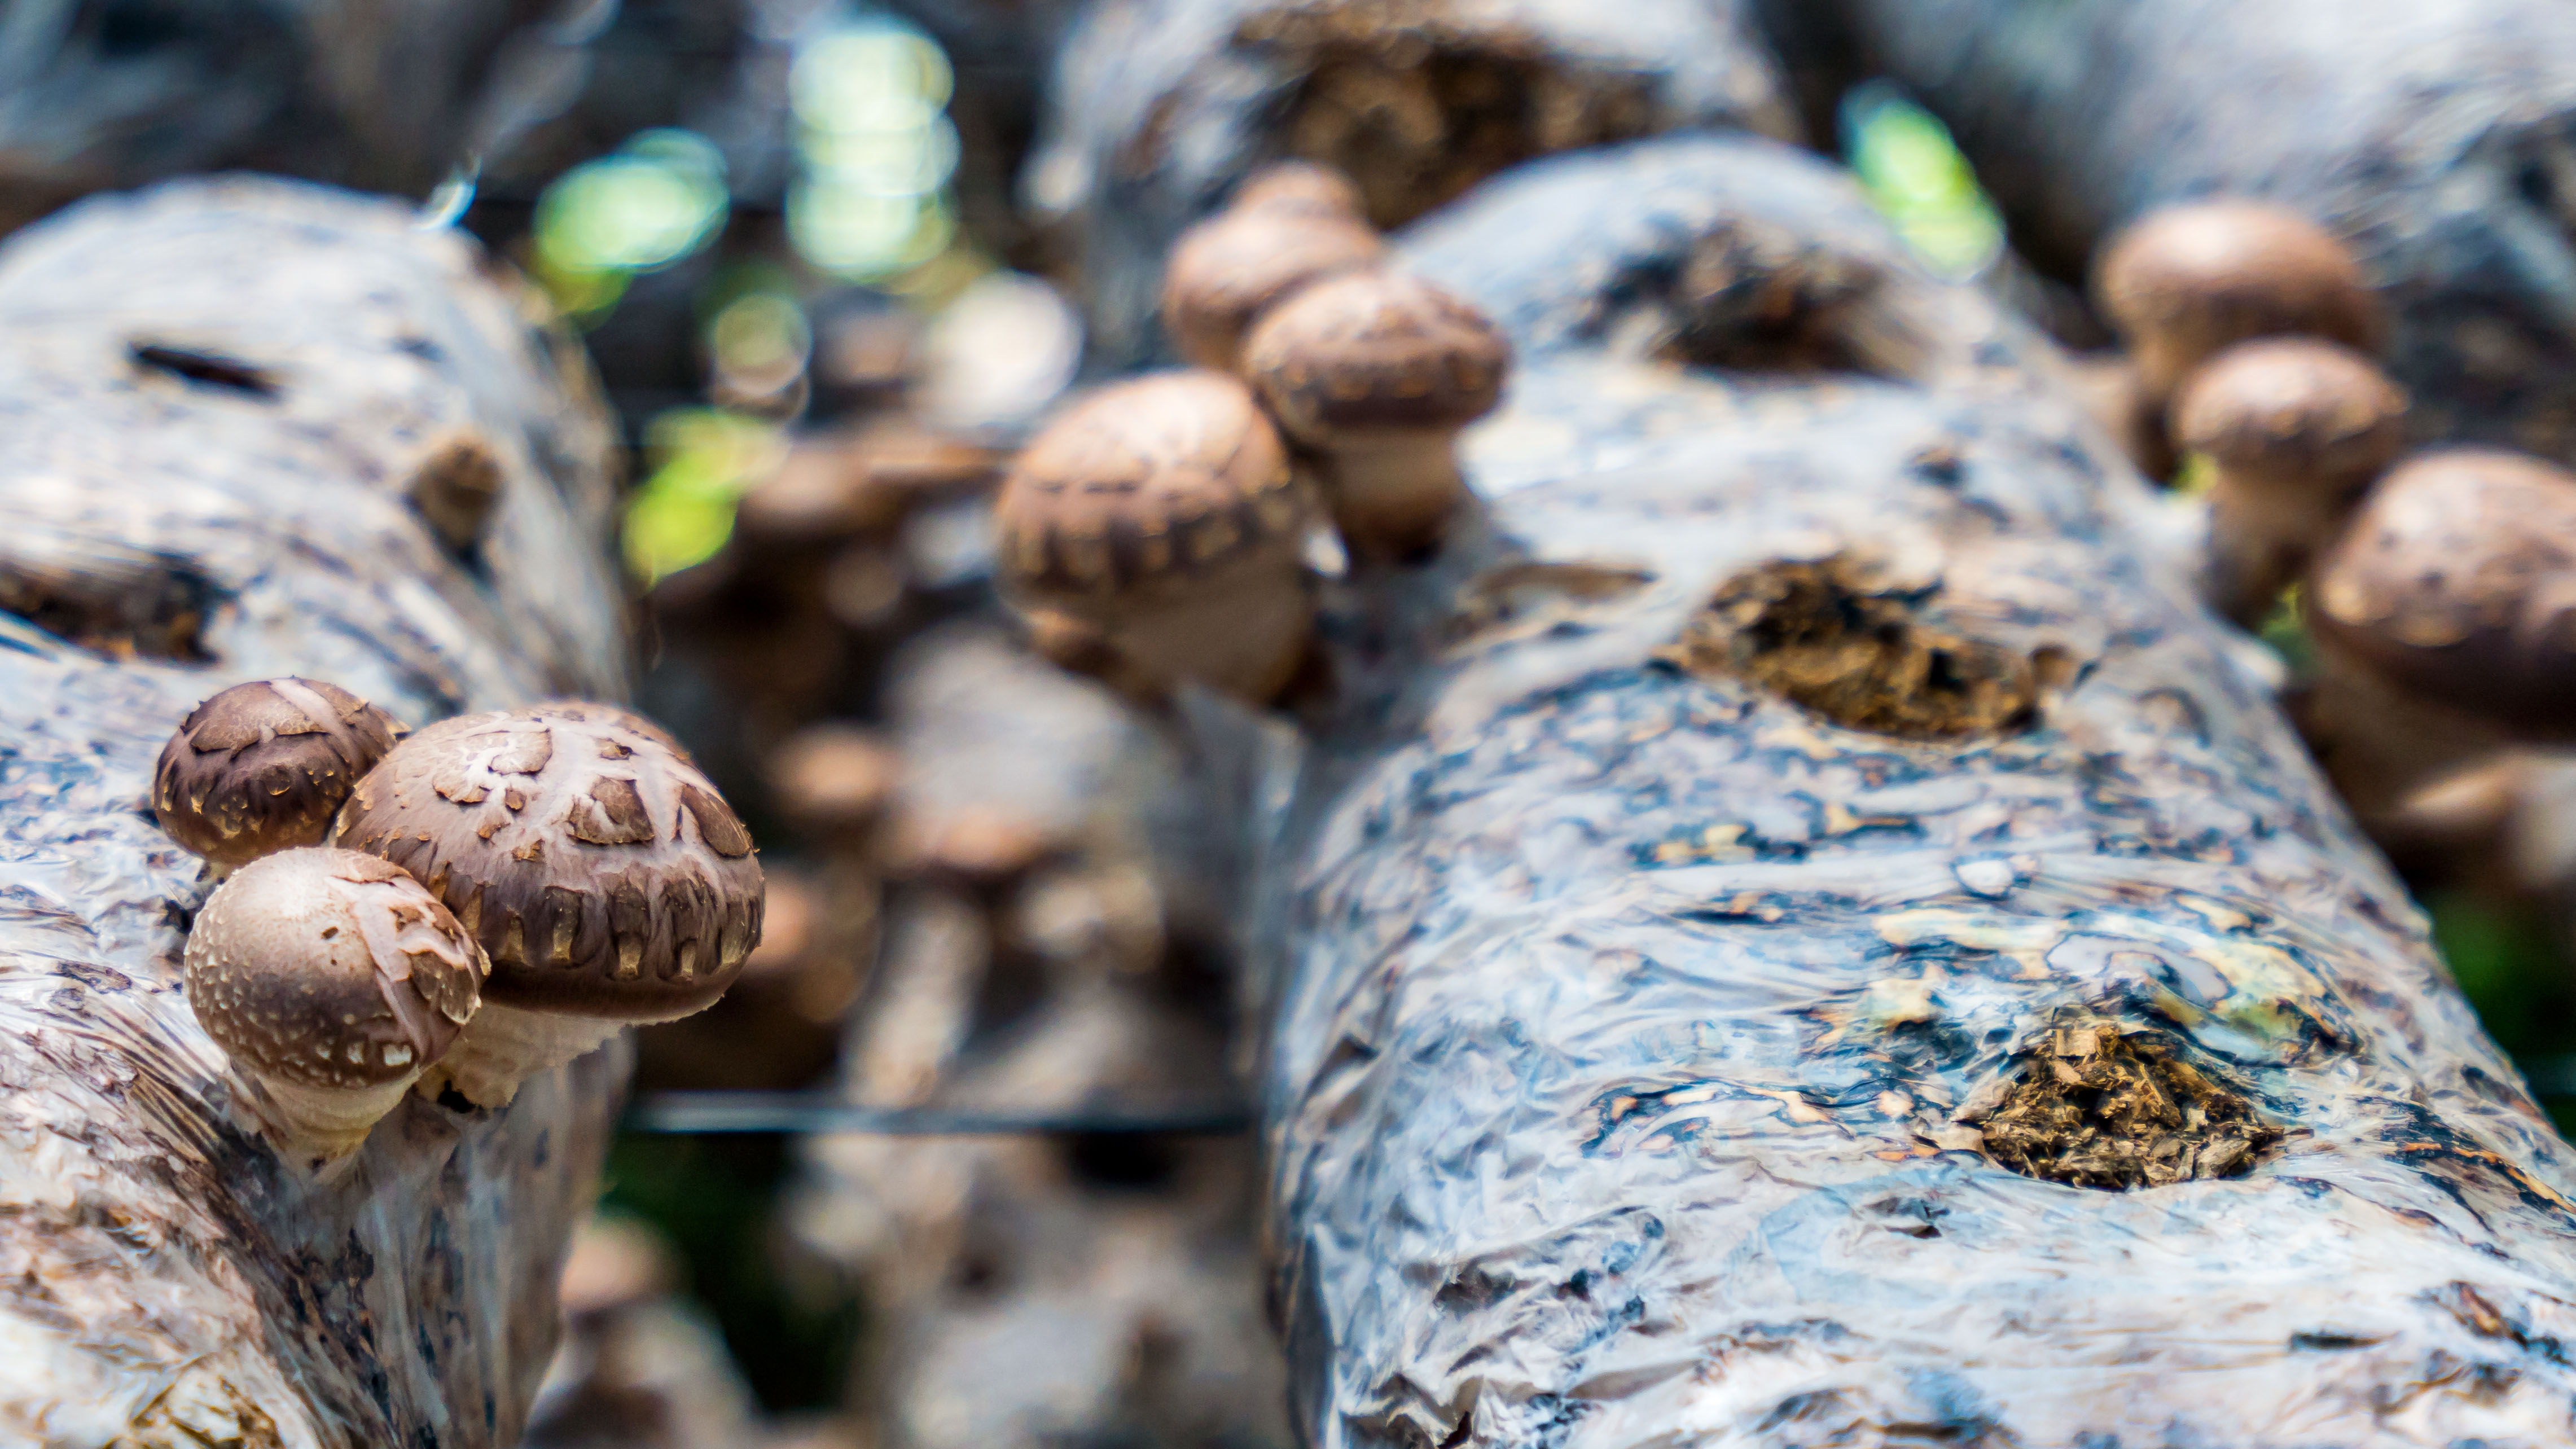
[1971,1019,2282,1189]
[1660,557,2051,740]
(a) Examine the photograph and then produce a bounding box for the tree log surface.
[1770,0,2576,464]
[1230,135,2576,1448]
[0,177,627,1447]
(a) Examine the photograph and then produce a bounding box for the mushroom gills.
[420,1000,688,1109]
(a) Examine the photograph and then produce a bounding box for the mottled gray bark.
[1204,134,2576,1447]
[0,177,627,1446]
[1027,0,1800,366]
[1765,0,2576,464]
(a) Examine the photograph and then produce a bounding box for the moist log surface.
[1247,136,2576,1448]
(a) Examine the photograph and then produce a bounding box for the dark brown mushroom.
[1241,269,1511,559]
[994,371,1320,705]
[2172,338,2408,624]
[1159,203,1385,372]
[185,846,485,1168]
[2094,200,2383,407]
[2303,449,2576,822]
[332,702,764,1106]
[153,677,407,874]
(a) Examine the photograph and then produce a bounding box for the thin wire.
[627,1091,1255,1136]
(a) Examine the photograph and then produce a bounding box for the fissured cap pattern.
[994,371,1312,604]
[186,848,485,1090]
[154,677,406,870]
[1243,269,1512,438]
[2310,449,2576,736]
[333,702,764,1020]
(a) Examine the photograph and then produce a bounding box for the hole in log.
[1967,1017,2282,1189]
[1651,227,1907,375]
[0,550,222,662]
[129,342,282,398]
[1659,555,2060,740]
[1235,4,1657,229]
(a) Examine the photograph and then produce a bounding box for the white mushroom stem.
[1062,552,1315,704]
[420,1003,672,1109]
[245,1071,421,1170]
[2201,476,2353,626]
[1315,430,1471,559]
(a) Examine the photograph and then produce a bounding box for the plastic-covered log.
[1214,134,2576,1446]
[0,177,627,1444]
[1027,0,1801,364]
[1761,0,2576,462]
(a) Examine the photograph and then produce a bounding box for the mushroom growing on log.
[0,178,626,1443]
[1759,0,2576,464]
[1174,133,2576,1444]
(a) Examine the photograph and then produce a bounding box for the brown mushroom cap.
[893,803,1077,893]
[767,723,903,845]
[1242,269,1512,442]
[1160,206,1385,370]
[186,848,485,1090]
[155,678,407,870]
[2171,338,2408,493]
[2309,449,2576,735]
[332,702,764,1020]
[735,440,911,550]
[993,371,1313,610]
[2094,200,2381,397]
[1232,161,1368,219]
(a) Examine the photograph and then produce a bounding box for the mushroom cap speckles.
[994,371,1314,605]
[332,702,765,1020]
[153,677,407,870]
[185,848,485,1090]
[1160,207,1385,369]
[2171,338,2407,490]
[2310,449,2576,735]
[1232,161,1368,219]
[1243,269,1512,440]
[2094,201,2381,365]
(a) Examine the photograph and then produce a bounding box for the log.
[1201,134,2576,1445]
[0,177,627,1445]
[1028,0,1801,365]
[0,0,602,235]
[1762,0,2576,462]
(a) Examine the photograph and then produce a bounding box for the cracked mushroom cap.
[332,703,764,1020]
[994,371,1312,610]
[186,848,485,1090]
[154,677,407,870]
[1242,269,1512,444]
[2309,449,2576,736]
[2171,338,2408,491]
[2094,200,2382,397]
[1232,161,1368,219]
[1160,204,1385,371]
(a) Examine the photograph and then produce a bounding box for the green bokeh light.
[622,408,785,585]
[532,129,732,317]
[1844,86,2007,280]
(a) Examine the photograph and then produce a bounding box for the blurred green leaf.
[622,409,785,584]
[1842,85,2007,280]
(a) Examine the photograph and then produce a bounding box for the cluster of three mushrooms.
[997,165,1511,708]
[2093,200,2407,625]
[160,679,761,1168]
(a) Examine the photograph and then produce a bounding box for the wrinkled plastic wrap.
[1241,135,2576,1447]
[0,178,628,1445]
[1765,0,2576,465]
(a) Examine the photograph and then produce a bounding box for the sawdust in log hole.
[1970,1020,2283,1189]
[1236,3,1657,230]
[1661,556,2059,740]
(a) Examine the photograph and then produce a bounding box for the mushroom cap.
[893,802,1077,891]
[1160,206,1385,370]
[2171,338,2408,491]
[185,848,485,1090]
[993,371,1313,608]
[332,702,765,1021]
[1243,269,1512,442]
[2309,449,2576,736]
[735,440,911,549]
[154,678,407,870]
[1232,161,1368,219]
[768,723,903,844]
[2094,200,2381,384]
